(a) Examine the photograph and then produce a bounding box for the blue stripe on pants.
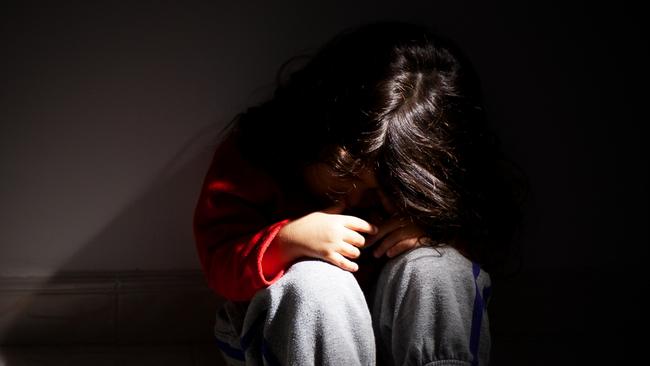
[469,262,488,366]
[215,336,246,361]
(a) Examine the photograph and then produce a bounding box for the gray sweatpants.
[213,246,491,366]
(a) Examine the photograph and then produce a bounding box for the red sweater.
[193,133,292,301]
[193,132,387,301]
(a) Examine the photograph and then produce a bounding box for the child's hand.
[276,201,379,272]
[366,215,432,258]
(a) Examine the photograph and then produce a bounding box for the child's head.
[228,20,525,271]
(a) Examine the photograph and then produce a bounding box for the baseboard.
[0,270,223,346]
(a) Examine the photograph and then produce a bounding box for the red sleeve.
[192,134,292,301]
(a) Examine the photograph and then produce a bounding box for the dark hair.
[218,20,526,275]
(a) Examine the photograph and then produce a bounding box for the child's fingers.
[341,216,378,235]
[324,251,359,272]
[386,238,419,258]
[373,229,411,258]
[365,216,408,248]
[342,230,367,248]
[337,241,361,259]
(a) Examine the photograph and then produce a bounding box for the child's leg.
[215,259,376,366]
[371,246,492,366]
[212,299,248,365]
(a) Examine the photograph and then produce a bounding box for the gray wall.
[1,0,646,361]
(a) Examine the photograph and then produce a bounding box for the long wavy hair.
[218,20,527,275]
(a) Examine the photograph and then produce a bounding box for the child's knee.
[378,246,465,295]
[384,247,444,275]
[281,259,359,298]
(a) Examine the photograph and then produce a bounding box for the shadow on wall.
[0,121,229,351]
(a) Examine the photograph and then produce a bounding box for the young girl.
[193,20,522,366]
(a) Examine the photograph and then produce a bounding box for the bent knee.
[282,259,358,293]
[380,246,471,288]
[268,259,364,308]
[384,246,444,271]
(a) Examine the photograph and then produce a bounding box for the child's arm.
[193,136,294,302]
[262,201,379,276]
[193,180,292,301]
[194,135,379,301]
[194,175,377,301]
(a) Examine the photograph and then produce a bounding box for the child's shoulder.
[205,132,282,202]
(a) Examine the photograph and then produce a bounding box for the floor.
[0,343,228,366]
